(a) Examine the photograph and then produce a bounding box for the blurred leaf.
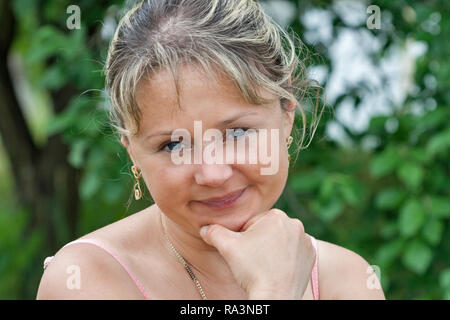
[375,188,406,210]
[417,107,449,132]
[439,268,450,290]
[101,181,125,204]
[424,196,450,219]
[380,221,398,239]
[12,0,37,20]
[397,162,424,191]
[68,140,89,169]
[46,111,75,136]
[86,147,106,169]
[402,240,433,275]
[289,169,327,193]
[368,115,389,133]
[338,178,363,206]
[375,239,404,267]
[426,128,450,157]
[45,96,92,137]
[398,199,426,237]
[370,147,400,178]
[26,25,68,63]
[422,218,444,246]
[80,171,101,200]
[409,147,432,164]
[312,196,343,222]
[319,175,337,200]
[41,65,67,90]
[444,291,450,300]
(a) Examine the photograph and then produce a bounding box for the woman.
[37,0,385,300]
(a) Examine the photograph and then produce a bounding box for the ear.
[120,135,129,148]
[283,100,296,138]
[121,135,136,165]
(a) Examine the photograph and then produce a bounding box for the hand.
[199,209,316,299]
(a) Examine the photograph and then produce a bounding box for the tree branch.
[0,0,39,204]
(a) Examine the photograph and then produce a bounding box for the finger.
[239,208,287,232]
[238,210,271,232]
[199,224,240,254]
[290,217,305,234]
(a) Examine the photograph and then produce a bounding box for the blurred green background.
[0,0,448,300]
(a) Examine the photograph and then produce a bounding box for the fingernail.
[200,226,209,237]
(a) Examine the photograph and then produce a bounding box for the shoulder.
[36,240,145,299]
[315,239,386,300]
[36,208,154,300]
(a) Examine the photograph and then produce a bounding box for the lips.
[198,188,246,208]
[200,188,244,202]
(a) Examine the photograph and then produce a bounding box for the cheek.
[142,160,193,203]
[237,153,288,196]
[248,126,289,176]
[245,129,289,205]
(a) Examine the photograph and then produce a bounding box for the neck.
[157,207,237,288]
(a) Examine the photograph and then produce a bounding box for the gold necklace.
[160,213,208,300]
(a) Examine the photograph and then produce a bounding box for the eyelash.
[159,127,252,152]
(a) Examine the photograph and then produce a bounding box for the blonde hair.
[105,0,324,159]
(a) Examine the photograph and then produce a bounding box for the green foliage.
[0,156,44,299]
[282,0,450,300]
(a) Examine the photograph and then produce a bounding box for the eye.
[160,139,184,152]
[159,128,252,153]
[226,127,251,140]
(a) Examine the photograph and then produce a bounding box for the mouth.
[198,187,247,210]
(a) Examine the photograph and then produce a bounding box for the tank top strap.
[309,235,320,300]
[43,238,150,299]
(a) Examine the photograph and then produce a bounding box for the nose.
[194,163,233,187]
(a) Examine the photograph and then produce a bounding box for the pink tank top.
[43,236,320,300]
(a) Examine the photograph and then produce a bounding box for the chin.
[189,187,276,232]
[207,213,252,232]
[194,202,259,233]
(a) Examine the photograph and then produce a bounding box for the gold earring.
[131,165,142,200]
[287,136,293,163]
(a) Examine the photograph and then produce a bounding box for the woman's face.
[123,64,295,234]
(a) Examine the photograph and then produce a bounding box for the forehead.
[134,64,278,132]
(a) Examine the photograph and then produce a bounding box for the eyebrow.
[145,111,259,140]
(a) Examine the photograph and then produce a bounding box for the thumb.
[199,224,240,252]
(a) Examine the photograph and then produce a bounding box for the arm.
[317,240,386,300]
[36,243,145,300]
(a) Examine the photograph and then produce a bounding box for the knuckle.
[270,208,286,217]
[293,218,305,233]
[268,209,288,224]
[272,213,284,224]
